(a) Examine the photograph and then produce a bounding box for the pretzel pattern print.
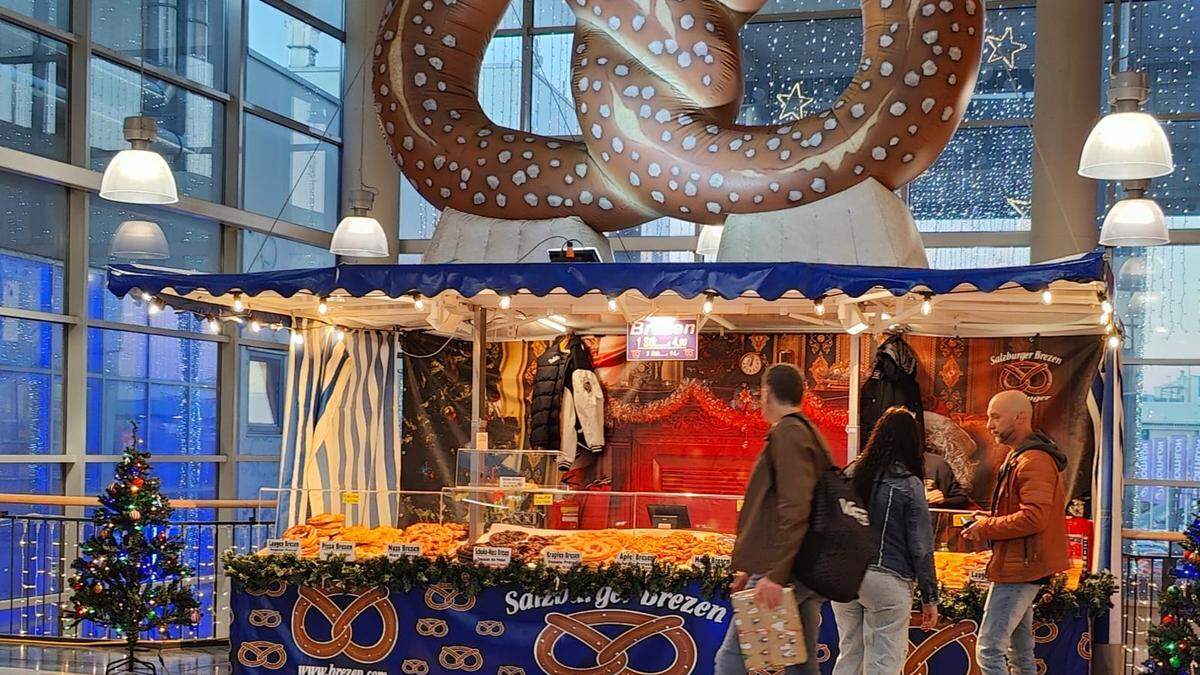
[401,658,430,674]
[373,0,984,230]
[497,667,527,675]
[248,609,282,628]
[237,641,287,670]
[425,583,476,612]
[439,645,484,671]
[246,579,287,598]
[475,620,505,637]
[416,617,449,637]
[291,586,399,663]
[535,609,698,675]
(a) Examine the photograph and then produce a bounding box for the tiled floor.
[0,643,229,674]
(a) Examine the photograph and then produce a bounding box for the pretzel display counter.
[226,489,1110,675]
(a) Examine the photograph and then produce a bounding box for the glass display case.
[930,508,992,589]
[454,448,560,490]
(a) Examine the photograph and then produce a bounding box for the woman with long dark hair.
[832,406,939,675]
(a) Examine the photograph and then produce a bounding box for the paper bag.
[731,586,807,670]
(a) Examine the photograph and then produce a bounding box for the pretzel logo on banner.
[416,617,449,637]
[237,641,287,670]
[475,620,505,637]
[246,580,287,597]
[1032,621,1059,645]
[535,610,698,675]
[425,583,476,612]
[291,586,399,664]
[497,667,526,675]
[1078,631,1092,661]
[439,645,484,671]
[401,659,430,675]
[248,609,282,628]
[1000,361,1054,397]
[904,618,980,675]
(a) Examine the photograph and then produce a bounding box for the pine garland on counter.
[221,551,1115,622]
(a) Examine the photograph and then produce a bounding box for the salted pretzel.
[402,659,430,675]
[535,610,696,675]
[416,617,450,637]
[439,646,484,672]
[248,609,282,628]
[291,586,399,664]
[237,641,287,670]
[425,583,476,612]
[475,620,505,637]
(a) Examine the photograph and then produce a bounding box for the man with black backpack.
[715,364,834,675]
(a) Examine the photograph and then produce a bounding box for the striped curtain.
[278,320,402,528]
[1089,345,1123,647]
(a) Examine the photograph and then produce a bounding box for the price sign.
[473,546,512,567]
[969,569,990,586]
[265,539,300,557]
[952,513,976,528]
[692,554,732,568]
[499,476,527,490]
[387,543,423,561]
[474,431,490,449]
[533,493,554,506]
[319,541,356,561]
[341,492,361,505]
[543,549,583,570]
[617,551,658,570]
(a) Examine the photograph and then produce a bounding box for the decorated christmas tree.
[68,423,201,673]
[1143,511,1200,673]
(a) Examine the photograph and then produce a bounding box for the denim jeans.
[715,577,824,675]
[976,582,1042,675]
[830,568,914,675]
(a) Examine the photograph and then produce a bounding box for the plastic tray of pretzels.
[263,515,467,559]
[471,524,735,568]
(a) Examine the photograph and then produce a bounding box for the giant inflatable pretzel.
[373,0,985,231]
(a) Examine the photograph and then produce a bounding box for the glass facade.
[0,19,69,160]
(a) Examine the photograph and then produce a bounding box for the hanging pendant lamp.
[110,219,171,259]
[1079,72,1174,181]
[331,189,389,257]
[100,116,179,205]
[1099,180,1169,247]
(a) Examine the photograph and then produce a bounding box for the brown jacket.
[732,413,832,584]
[971,432,1070,583]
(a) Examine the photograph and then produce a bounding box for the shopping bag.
[731,586,807,671]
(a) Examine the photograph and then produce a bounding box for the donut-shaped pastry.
[373,0,984,230]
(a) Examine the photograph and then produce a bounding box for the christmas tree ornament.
[129,509,141,521]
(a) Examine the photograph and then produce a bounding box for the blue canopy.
[108,251,1105,302]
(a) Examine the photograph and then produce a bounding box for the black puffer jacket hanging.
[860,334,925,442]
[529,336,594,450]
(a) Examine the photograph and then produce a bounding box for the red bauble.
[133,477,144,487]
[1164,615,1177,625]
[1181,641,1190,652]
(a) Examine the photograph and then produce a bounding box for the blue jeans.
[976,582,1042,675]
[830,568,914,675]
[714,577,824,675]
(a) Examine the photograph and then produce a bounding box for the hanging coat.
[528,336,593,450]
[558,369,605,470]
[859,334,925,442]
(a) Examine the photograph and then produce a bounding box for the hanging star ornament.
[776,82,816,122]
[984,26,1028,71]
[1006,196,1031,219]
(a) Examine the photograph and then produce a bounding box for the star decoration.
[1006,196,1031,219]
[984,27,1028,71]
[776,82,815,122]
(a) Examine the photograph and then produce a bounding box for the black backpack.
[791,465,880,602]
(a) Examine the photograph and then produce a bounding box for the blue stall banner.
[232,582,1091,675]
[232,581,730,674]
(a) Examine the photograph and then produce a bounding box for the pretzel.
[416,617,449,637]
[402,660,430,675]
[497,668,526,675]
[373,0,983,230]
[425,583,476,612]
[439,645,484,672]
[535,610,696,675]
[237,641,286,670]
[338,525,382,545]
[292,586,399,664]
[248,609,282,628]
[904,618,979,675]
[307,513,345,527]
[476,620,505,637]
[245,579,287,598]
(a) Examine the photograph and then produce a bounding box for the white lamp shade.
[696,224,724,256]
[1079,112,1174,180]
[110,220,170,259]
[1100,198,1169,247]
[331,215,390,257]
[100,149,179,204]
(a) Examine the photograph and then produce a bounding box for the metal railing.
[0,495,276,643]
[1121,529,1187,673]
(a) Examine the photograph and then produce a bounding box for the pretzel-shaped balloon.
[374,0,984,231]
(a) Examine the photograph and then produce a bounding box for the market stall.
[108,253,1121,675]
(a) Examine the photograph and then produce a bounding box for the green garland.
[222,551,1116,623]
[222,550,734,601]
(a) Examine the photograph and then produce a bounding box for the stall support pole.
[846,333,862,462]
[469,307,488,542]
